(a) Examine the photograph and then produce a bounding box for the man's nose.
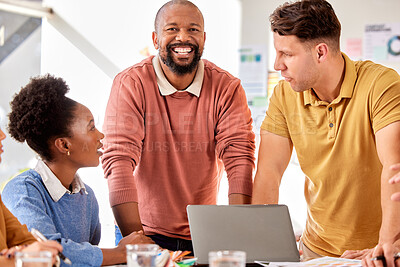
[176,30,190,42]
[274,55,285,71]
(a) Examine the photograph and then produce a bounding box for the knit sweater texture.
[102,56,255,239]
[2,170,103,267]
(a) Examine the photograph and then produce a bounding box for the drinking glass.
[126,244,160,267]
[15,251,52,267]
[209,250,246,267]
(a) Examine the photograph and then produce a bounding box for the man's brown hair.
[270,0,341,51]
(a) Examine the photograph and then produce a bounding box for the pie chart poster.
[364,23,400,62]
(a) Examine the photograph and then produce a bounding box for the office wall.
[0,28,41,187]
[240,0,400,72]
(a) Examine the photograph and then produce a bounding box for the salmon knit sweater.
[102,56,255,239]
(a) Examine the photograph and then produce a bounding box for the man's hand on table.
[118,230,155,248]
[361,243,400,267]
[342,244,400,267]
[341,248,372,260]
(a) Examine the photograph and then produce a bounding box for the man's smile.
[172,46,193,55]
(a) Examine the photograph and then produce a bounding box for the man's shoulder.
[116,56,155,80]
[354,59,399,80]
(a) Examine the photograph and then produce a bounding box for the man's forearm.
[112,202,143,236]
[251,130,291,205]
[252,171,281,204]
[379,165,400,244]
[229,193,251,204]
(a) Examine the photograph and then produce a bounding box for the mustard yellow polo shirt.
[261,53,400,256]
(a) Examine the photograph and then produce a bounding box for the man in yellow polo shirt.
[252,0,400,265]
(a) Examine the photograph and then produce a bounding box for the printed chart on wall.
[238,45,269,131]
[364,23,400,62]
[238,45,268,99]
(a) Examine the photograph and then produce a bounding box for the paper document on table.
[255,256,361,267]
[302,257,361,266]
[255,260,301,267]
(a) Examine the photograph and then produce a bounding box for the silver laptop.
[187,204,300,264]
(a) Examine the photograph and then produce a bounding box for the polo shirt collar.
[303,52,356,106]
[34,160,87,202]
[152,55,204,97]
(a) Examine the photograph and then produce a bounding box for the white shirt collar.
[152,55,204,97]
[34,160,88,202]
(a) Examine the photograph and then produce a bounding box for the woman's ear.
[54,138,71,156]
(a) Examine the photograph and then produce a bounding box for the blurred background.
[1,0,400,247]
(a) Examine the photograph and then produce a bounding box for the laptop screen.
[187,204,300,264]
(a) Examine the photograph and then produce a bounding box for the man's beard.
[159,43,202,76]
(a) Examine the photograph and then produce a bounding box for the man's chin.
[171,55,194,65]
[288,82,301,92]
[174,62,194,69]
[160,52,201,75]
[291,86,308,93]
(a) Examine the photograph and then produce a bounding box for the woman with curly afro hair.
[2,74,153,266]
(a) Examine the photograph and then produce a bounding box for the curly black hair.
[8,74,78,161]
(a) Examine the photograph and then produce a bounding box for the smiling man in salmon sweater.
[102,0,255,252]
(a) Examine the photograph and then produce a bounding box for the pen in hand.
[30,228,72,265]
[371,253,400,267]
[371,255,386,267]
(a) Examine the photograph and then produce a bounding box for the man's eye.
[167,28,177,31]
[189,28,199,32]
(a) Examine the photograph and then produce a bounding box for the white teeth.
[173,47,192,54]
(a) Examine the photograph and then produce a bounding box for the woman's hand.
[0,241,63,265]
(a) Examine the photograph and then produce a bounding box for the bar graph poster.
[238,45,268,98]
[364,23,400,62]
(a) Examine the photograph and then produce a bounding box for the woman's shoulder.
[1,169,47,209]
[3,169,44,194]
[82,182,95,195]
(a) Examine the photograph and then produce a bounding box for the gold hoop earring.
[67,151,70,156]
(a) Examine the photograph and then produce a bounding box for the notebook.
[187,204,300,264]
